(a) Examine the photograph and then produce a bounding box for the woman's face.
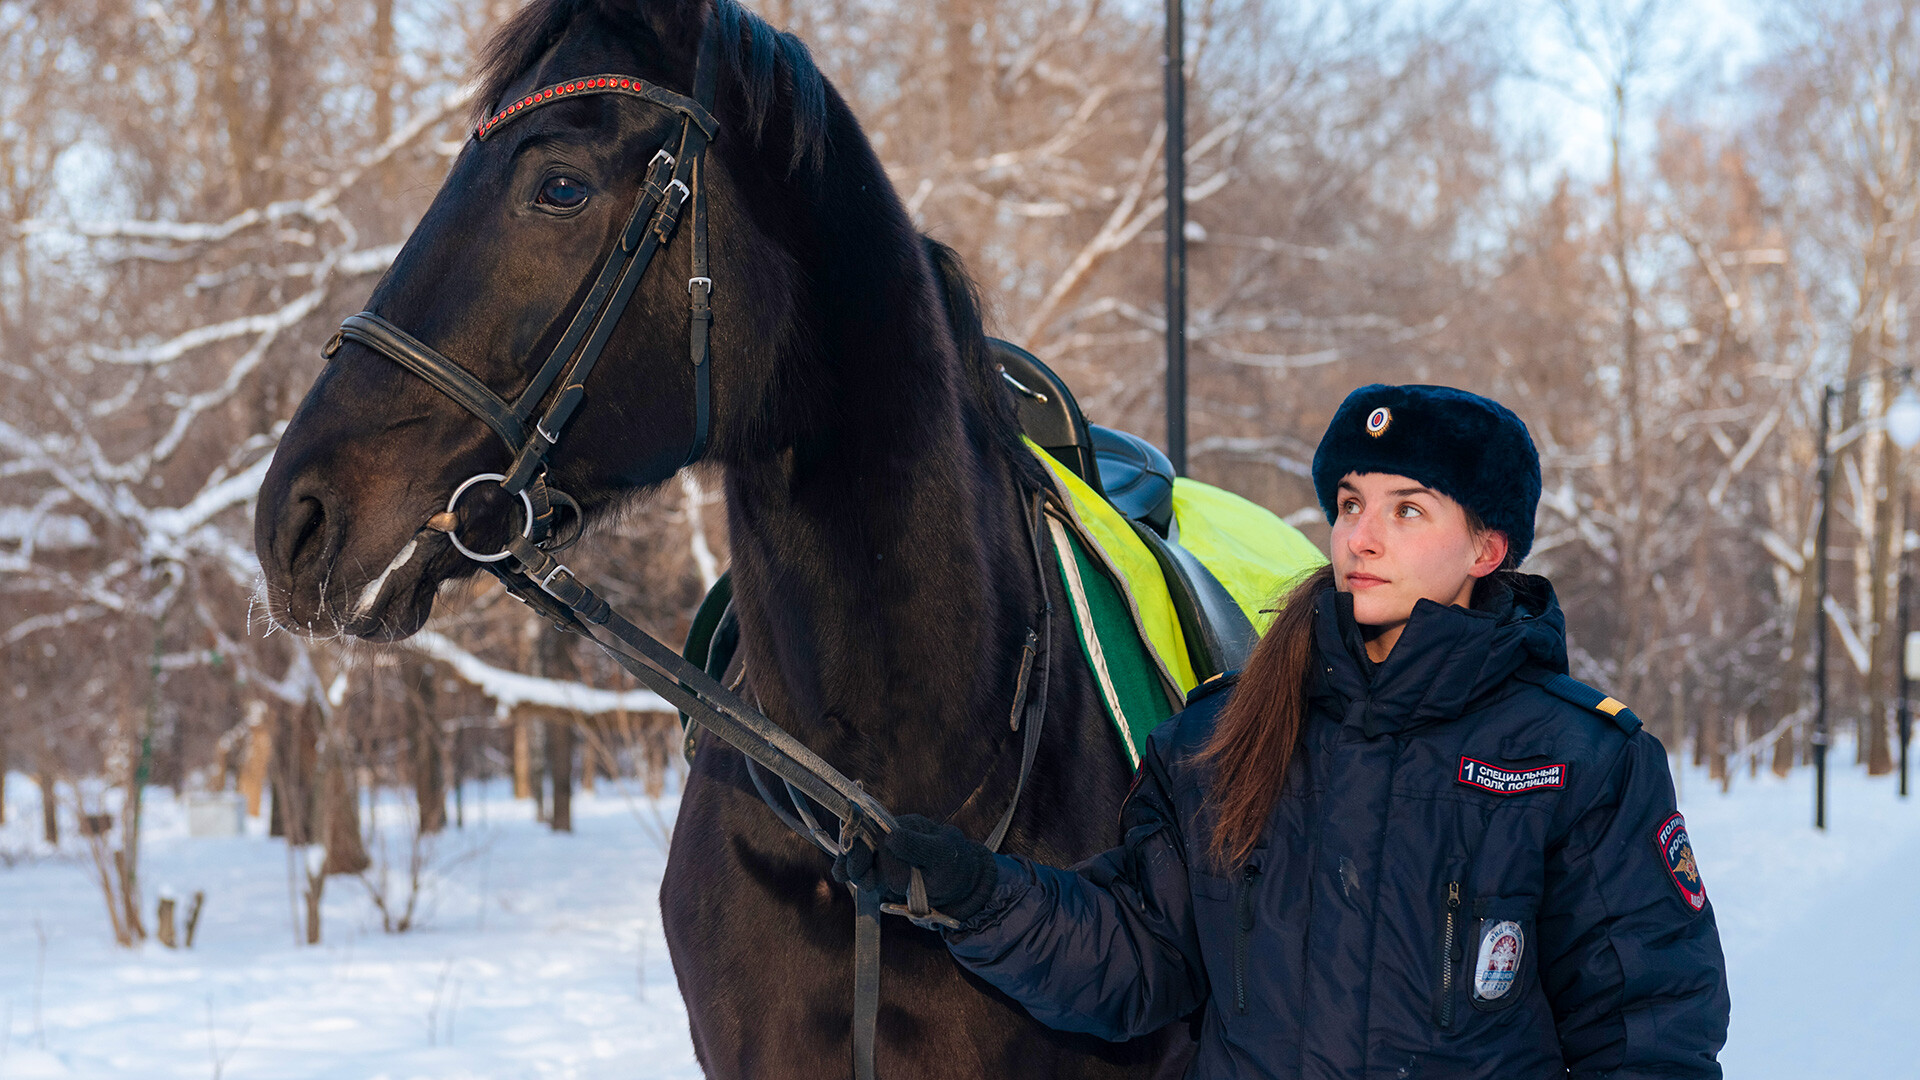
[1330,472,1508,657]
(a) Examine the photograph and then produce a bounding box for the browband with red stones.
[474,74,719,142]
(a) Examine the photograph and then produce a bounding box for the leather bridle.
[324,24,721,553]
[319,18,1056,1080]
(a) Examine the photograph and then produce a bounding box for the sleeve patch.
[1457,757,1568,794]
[1655,811,1707,912]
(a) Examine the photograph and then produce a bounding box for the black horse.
[255,0,1186,1075]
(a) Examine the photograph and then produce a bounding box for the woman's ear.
[1469,530,1510,579]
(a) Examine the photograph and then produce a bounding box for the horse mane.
[922,236,1052,490]
[473,0,828,174]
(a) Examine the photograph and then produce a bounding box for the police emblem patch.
[1365,406,1392,437]
[1655,812,1706,911]
[1473,920,1524,1001]
[1457,757,1567,795]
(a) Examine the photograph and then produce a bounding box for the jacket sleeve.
[940,740,1207,1041]
[1539,730,1731,1079]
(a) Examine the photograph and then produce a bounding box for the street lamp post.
[1814,375,1920,829]
[1163,0,1187,476]
[1815,386,1834,830]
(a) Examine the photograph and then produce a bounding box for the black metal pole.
[1815,385,1834,830]
[1901,487,1913,800]
[1163,0,1188,476]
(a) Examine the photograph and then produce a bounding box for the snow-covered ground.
[0,754,1915,1079]
[0,779,698,1080]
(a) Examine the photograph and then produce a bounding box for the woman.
[836,385,1730,1078]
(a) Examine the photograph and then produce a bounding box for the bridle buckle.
[687,276,712,296]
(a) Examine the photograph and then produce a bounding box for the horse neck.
[721,219,1040,813]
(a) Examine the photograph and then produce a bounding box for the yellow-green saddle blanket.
[1029,443,1325,764]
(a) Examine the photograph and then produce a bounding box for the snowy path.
[1683,762,1920,1078]
[2,759,1917,1078]
[0,783,702,1079]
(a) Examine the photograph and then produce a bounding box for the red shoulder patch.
[1655,811,1706,912]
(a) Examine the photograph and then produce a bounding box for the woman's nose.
[1346,513,1382,556]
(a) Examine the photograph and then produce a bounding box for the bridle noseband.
[324,21,721,556]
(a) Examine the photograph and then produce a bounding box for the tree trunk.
[532,719,547,823]
[579,721,596,794]
[320,745,370,876]
[1865,432,1903,774]
[548,717,574,834]
[37,770,57,844]
[412,664,446,834]
[531,630,577,832]
[273,702,320,844]
[239,702,271,818]
[512,716,532,800]
[371,0,395,143]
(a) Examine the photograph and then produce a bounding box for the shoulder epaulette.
[1185,671,1239,707]
[1514,667,1641,734]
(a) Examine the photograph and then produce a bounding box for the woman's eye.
[1397,503,1423,519]
[1340,498,1360,515]
[538,175,588,209]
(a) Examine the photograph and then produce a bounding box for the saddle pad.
[1031,442,1192,762]
[1030,441,1327,763]
[1170,478,1326,634]
[1047,516,1181,765]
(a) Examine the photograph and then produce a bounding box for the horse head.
[256,0,833,640]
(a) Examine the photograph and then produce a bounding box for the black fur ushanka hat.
[1311,384,1541,565]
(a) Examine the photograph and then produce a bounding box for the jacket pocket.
[1232,863,1262,1014]
[1432,877,1463,1029]
[1467,896,1539,1013]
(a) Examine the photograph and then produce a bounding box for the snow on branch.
[405,630,675,718]
[147,455,274,543]
[1822,595,1872,676]
[90,286,326,366]
[18,90,469,253]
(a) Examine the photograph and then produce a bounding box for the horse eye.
[538,175,588,209]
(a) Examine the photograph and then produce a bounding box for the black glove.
[831,813,999,924]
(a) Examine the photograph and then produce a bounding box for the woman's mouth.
[1346,572,1388,589]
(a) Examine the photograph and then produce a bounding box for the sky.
[1493,0,1771,185]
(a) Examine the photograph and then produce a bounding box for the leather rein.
[320,21,1054,1080]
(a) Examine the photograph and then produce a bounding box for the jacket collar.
[1311,574,1567,736]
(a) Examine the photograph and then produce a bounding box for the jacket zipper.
[1233,864,1261,1014]
[1434,880,1460,1028]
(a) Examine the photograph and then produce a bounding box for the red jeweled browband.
[475,75,694,141]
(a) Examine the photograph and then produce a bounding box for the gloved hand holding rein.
[831,814,1000,925]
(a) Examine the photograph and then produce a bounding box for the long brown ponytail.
[1194,563,1335,869]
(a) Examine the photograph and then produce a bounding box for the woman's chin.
[1348,593,1411,629]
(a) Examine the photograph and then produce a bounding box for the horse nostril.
[285,495,329,577]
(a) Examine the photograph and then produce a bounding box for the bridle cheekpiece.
[323,17,721,573]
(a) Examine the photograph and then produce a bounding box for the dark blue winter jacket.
[945,577,1729,1079]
